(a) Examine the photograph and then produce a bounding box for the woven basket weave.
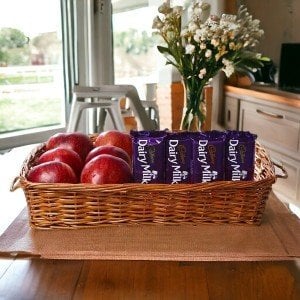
[12,142,276,229]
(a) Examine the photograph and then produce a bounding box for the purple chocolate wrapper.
[131,130,167,183]
[225,131,257,181]
[191,131,226,183]
[165,132,192,184]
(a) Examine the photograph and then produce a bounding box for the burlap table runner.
[0,193,299,261]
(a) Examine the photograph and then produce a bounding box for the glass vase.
[180,78,207,131]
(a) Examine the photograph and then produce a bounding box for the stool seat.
[67,85,159,132]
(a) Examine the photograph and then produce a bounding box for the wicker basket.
[11,142,279,229]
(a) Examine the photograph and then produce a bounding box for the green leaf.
[260,56,271,62]
[157,45,171,55]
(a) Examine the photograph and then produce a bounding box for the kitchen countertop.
[225,84,300,108]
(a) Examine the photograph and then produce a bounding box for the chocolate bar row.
[130,130,257,184]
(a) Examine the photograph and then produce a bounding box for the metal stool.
[67,85,159,132]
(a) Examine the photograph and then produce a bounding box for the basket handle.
[272,161,288,179]
[10,177,21,192]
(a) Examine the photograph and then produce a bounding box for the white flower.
[158,1,172,15]
[185,44,195,54]
[243,41,250,48]
[211,38,219,47]
[195,28,205,36]
[188,22,198,32]
[229,42,236,50]
[173,6,183,16]
[152,16,164,29]
[222,65,235,77]
[194,28,205,42]
[200,43,206,49]
[193,2,211,23]
[222,58,235,77]
[201,3,210,11]
[193,7,203,16]
[222,58,230,65]
[198,68,207,79]
[220,14,237,25]
[252,19,260,27]
[181,28,189,37]
[205,49,212,58]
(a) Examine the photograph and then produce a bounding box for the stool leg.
[67,101,83,132]
[107,101,126,131]
[97,108,107,132]
[153,106,160,129]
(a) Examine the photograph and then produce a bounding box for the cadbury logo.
[168,139,188,184]
[137,139,158,183]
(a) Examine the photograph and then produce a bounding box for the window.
[0,0,66,150]
[112,1,160,99]
[0,0,163,151]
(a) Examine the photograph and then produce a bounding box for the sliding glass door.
[112,0,160,99]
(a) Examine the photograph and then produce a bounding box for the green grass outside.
[0,69,63,133]
[0,75,53,85]
[0,97,62,133]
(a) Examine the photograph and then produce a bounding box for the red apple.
[46,132,93,160]
[37,148,83,179]
[81,154,133,184]
[94,130,133,159]
[85,145,131,165]
[27,161,77,183]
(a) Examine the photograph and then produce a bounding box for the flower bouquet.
[153,0,267,131]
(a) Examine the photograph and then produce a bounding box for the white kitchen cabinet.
[225,85,300,207]
[224,95,240,130]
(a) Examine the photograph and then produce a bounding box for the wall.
[240,0,300,67]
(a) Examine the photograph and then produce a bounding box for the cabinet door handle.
[256,109,284,119]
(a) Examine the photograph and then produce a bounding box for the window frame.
[0,0,76,152]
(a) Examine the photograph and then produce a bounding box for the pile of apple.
[27,131,133,184]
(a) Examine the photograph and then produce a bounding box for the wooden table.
[0,197,299,299]
[0,258,299,299]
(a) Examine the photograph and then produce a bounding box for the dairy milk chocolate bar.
[165,132,191,184]
[131,130,167,183]
[225,131,257,181]
[191,131,226,183]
